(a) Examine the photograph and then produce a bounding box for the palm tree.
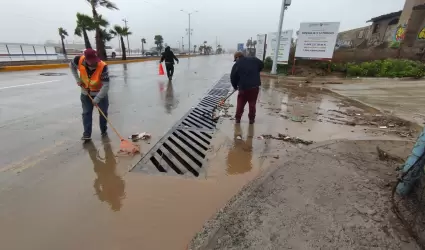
[216,44,222,54]
[111,25,132,60]
[58,27,69,59]
[154,35,164,53]
[141,38,146,55]
[246,39,252,49]
[75,13,95,49]
[252,40,257,49]
[86,0,119,60]
[193,45,197,53]
[101,29,114,43]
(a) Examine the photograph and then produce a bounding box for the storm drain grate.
[198,95,223,110]
[208,88,229,97]
[132,74,232,177]
[213,83,231,89]
[133,129,213,177]
[39,72,67,76]
[177,107,218,130]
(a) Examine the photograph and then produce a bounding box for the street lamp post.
[271,0,291,75]
[122,18,131,55]
[181,10,198,56]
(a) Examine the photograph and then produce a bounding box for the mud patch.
[190,140,419,250]
[261,133,313,145]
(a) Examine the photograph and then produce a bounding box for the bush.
[263,56,289,74]
[264,56,273,70]
[346,59,425,78]
[389,41,400,49]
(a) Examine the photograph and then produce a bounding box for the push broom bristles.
[86,94,140,156]
[119,139,140,155]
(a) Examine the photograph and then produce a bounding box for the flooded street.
[0,56,420,250]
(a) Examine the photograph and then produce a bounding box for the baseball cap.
[84,48,101,64]
[234,51,243,62]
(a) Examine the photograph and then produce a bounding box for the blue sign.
[237,43,244,51]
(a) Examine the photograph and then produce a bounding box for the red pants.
[235,87,260,121]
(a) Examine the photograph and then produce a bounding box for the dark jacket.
[230,56,264,91]
[160,47,179,64]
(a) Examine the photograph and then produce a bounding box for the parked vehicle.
[105,46,116,58]
[145,51,160,56]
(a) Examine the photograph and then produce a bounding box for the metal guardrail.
[0,43,58,62]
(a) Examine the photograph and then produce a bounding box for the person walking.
[230,51,264,124]
[160,46,179,80]
[70,48,110,141]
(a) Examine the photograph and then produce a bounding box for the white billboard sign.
[266,30,293,64]
[255,34,267,60]
[295,22,340,59]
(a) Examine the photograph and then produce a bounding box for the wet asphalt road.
[0,55,234,250]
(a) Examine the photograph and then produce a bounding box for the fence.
[0,43,59,62]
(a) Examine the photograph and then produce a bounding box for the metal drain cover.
[133,129,212,177]
[132,74,232,177]
[39,73,67,76]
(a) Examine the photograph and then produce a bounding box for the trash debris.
[261,133,313,145]
[236,136,242,140]
[129,132,151,141]
[291,116,304,122]
[257,136,264,140]
[379,126,388,129]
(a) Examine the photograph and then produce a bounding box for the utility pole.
[122,18,130,55]
[181,10,198,56]
[271,0,291,74]
[182,36,184,53]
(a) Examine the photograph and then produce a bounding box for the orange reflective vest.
[78,56,106,92]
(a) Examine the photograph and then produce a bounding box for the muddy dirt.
[189,140,419,250]
[261,133,313,145]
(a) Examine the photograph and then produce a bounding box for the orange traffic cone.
[159,63,165,76]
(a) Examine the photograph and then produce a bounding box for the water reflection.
[83,141,125,212]
[226,124,254,175]
[158,80,179,114]
[123,64,128,84]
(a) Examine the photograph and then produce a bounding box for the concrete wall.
[336,26,370,49]
[399,0,425,26]
[368,17,400,46]
[404,5,425,48]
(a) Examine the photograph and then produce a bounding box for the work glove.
[93,96,100,105]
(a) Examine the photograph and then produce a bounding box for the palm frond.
[99,0,119,10]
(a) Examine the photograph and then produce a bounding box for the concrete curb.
[0,55,195,72]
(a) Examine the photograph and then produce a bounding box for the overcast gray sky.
[0,0,405,50]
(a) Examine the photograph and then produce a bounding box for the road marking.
[0,80,60,90]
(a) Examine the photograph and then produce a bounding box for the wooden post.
[291,58,296,75]
[328,60,331,73]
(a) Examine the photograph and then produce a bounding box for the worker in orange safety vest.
[70,48,110,141]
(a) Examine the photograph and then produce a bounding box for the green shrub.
[346,59,425,78]
[264,57,273,70]
[263,56,289,74]
[389,41,400,49]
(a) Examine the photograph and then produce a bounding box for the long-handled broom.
[86,94,140,155]
[211,89,237,121]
